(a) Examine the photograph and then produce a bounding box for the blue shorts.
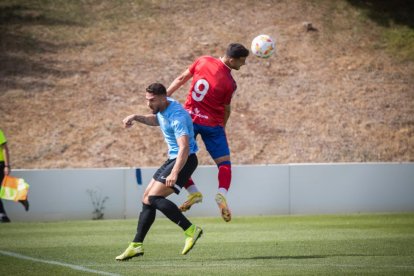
[193,124,230,160]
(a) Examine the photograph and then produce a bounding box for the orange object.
[0,175,29,201]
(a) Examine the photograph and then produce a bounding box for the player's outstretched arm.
[166,69,193,97]
[123,114,159,128]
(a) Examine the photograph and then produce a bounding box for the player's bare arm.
[167,69,193,97]
[165,135,190,187]
[224,105,231,127]
[123,114,159,128]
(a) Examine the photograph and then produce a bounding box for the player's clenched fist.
[123,114,136,128]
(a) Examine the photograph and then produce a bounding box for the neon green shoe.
[115,242,144,261]
[182,225,203,255]
[215,193,231,222]
[179,192,203,212]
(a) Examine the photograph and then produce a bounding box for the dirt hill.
[1,0,413,169]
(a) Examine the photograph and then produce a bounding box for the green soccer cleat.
[179,192,203,212]
[182,225,203,255]
[115,242,144,261]
[215,193,232,222]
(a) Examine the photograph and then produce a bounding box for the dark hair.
[146,82,167,95]
[226,43,249,58]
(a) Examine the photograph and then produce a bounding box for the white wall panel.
[2,163,413,221]
[5,169,125,221]
[290,163,414,214]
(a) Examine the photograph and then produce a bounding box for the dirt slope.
[1,0,413,169]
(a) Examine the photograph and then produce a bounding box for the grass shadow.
[0,4,84,26]
[215,254,376,261]
[346,0,414,28]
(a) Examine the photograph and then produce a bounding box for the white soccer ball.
[251,34,276,58]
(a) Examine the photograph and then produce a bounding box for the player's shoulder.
[197,55,215,61]
[167,98,188,115]
[194,55,219,64]
[167,98,182,111]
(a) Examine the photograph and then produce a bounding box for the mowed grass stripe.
[0,213,413,275]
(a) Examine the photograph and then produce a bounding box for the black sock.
[133,203,156,243]
[0,199,7,215]
[148,196,192,231]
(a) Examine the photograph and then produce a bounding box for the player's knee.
[217,160,231,168]
[142,188,151,204]
[142,195,150,205]
[213,155,230,165]
[148,195,165,206]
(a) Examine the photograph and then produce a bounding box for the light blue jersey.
[157,98,198,159]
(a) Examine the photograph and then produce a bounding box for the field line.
[0,250,120,276]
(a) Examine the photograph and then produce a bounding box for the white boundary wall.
[4,163,414,222]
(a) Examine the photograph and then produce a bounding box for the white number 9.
[192,79,209,102]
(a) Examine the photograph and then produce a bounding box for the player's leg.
[115,204,153,261]
[116,159,178,261]
[214,156,232,195]
[115,179,158,261]
[18,199,29,211]
[148,154,202,254]
[146,189,203,254]
[0,200,10,223]
[179,178,203,211]
[201,125,232,222]
[180,124,203,211]
[214,157,232,222]
[129,180,158,249]
[0,165,10,223]
[146,182,190,230]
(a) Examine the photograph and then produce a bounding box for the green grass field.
[1,213,414,275]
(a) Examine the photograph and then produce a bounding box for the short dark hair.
[146,82,167,95]
[226,43,249,58]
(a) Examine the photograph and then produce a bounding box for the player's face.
[229,57,247,70]
[146,92,165,114]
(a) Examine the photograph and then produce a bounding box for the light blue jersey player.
[157,98,198,160]
[116,83,202,261]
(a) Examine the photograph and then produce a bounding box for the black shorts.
[153,154,198,194]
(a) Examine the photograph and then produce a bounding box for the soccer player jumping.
[167,43,249,222]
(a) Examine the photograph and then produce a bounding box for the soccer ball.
[251,34,275,58]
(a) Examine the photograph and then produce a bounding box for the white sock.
[186,184,200,194]
[218,188,228,196]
